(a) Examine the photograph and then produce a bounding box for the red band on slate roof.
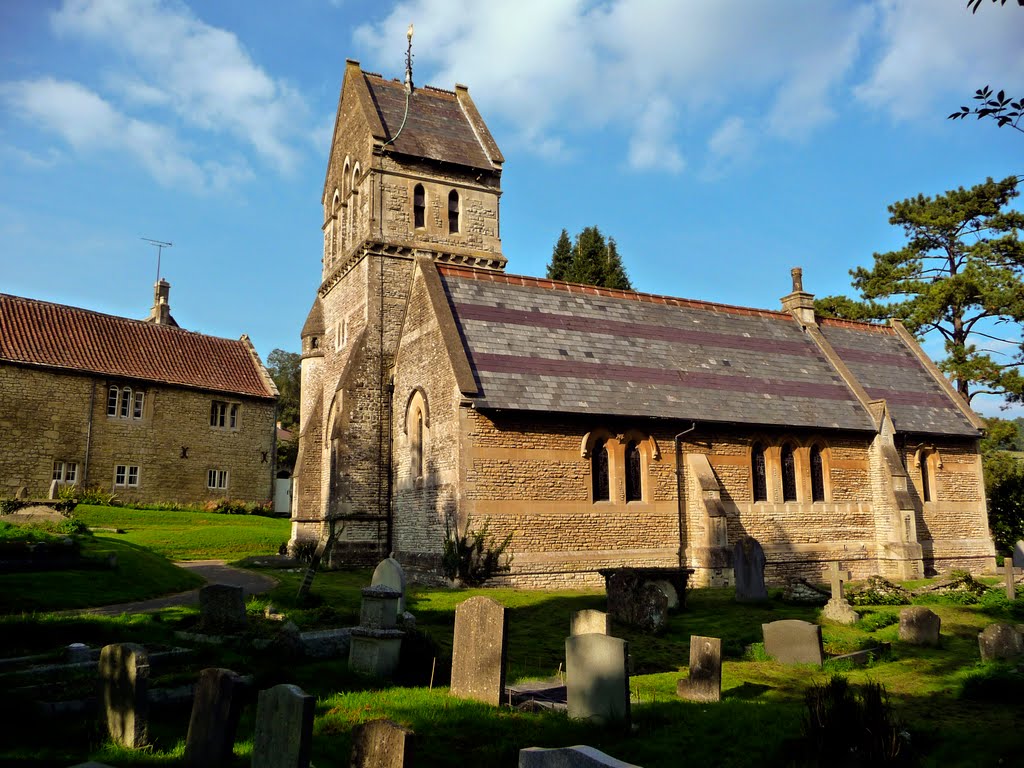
[0,294,275,399]
[819,317,895,333]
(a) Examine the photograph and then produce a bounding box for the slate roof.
[436,267,979,437]
[819,320,978,436]
[362,73,501,171]
[0,294,276,400]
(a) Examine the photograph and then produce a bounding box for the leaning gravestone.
[183,668,245,768]
[898,607,941,646]
[571,609,610,637]
[565,633,630,725]
[370,555,407,616]
[762,620,824,666]
[99,643,150,748]
[252,684,314,768]
[450,596,508,706]
[733,536,768,602]
[978,623,1024,662]
[1013,541,1024,569]
[349,718,415,768]
[676,635,721,703]
[199,584,247,633]
[519,745,641,768]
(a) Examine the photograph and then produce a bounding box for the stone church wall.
[1,363,275,504]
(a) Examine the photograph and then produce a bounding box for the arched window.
[448,189,460,233]
[921,460,932,502]
[410,408,423,480]
[405,389,429,485]
[810,444,825,502]
[413,184,425,229]
[592,438,610,502]
[120,387,132,418]
[625,441,642,501]
[781,443,797,502]
[751,442,767,502]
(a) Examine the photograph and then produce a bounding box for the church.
[289,58,996,588]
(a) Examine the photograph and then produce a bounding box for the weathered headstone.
[183,668,245,768]
[1003,558,1018,601]
[571,610,610,637]
[450,596,508,706]
[898,607,941,646]
[761,620,823,666]
[519,745,641,768]
[252,684,314,768]
[99,643,150,748]
[676,635,721,702]
[348,628,404,677]
[349,718,415,768]
[978,623,1024,662]
[733,536,768,602]
[360,586,401,630]
[820,562,858,624]
[1013,540,1024,569]
[565,633,630,725]
[370,555,407,615]
[199,584,247,633]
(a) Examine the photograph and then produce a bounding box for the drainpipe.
[82,381,96,486]
[674,422,697,569]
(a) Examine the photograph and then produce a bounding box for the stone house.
[291,60,996,586]
[0,283,278,505]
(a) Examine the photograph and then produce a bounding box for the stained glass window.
[781,443,797,502]
[592,438,610,502]
[752,442,767,502]
[810,445,825,502]
[625,441,642,501]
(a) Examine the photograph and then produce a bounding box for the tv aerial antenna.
[141,237,173,283]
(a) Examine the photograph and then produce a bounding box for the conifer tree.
[604,237,631,290]
[816,176,1024,404]
[547,229,574,281]
[544,226,633,290]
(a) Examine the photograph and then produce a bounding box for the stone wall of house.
[0,363,275,503]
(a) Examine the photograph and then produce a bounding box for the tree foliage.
[967,0,1024,14]
[981,418,1024,554]
[546,226,633,290]
[267,348,301,430]
[816,176,1024,404]
[949,86,1024,134]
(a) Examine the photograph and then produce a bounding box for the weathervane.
[142,237,172,283]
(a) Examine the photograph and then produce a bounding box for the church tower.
[290,51,505,562]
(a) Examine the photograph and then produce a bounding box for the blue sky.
[1,0,1022,416]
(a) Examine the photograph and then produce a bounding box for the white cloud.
[1,77,245,192]
[856,0,1024,120]
[51,0,307,172]
[354,0,873,174]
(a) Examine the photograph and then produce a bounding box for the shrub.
[802,676,911,766]
[847,576,911,606]
[72,486,120,506]
[858,611,899,632]
[441,516,513,586]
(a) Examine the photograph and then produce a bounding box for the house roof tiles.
[0,294,276,399]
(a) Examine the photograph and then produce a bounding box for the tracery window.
[592,438,610,502]
[448,189,460,233]
[751,442,768,502]
[625,441,642,501]
[781,443,797,502]
[810,444,825,502]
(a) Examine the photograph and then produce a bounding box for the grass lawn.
[74,505,292,561]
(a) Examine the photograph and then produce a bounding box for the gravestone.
[349,718,415,768]
[761,620,823,666]
[571,610,610,637]
[676,635,721,702]
[252,684,314,768]
[450,596,508,706]
[359,586,401,630]
[99,643,150,748]
[66,643,91,664]
[348,585,404,677]
[1013,540,1024,569]
[733,536,768,602]
[898,607,941,646]
[978,623,1024,662]
[1003,559,1018,601]
[370,555,407,616]
[519,745,641,768]
[565,633,630,725]
[199,584,247,633]
[820,562,858,625]
[183,668,245,768]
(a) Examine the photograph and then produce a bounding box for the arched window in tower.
[413,184,425,229]
[625,441,642,501]
[810,444,825,502]
[781,443,797,502]
[448,189,460,233]
[592,438,610,502]
[751,442,767,502]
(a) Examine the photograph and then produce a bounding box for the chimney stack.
[781,267,816,327]
[146,279,178,326]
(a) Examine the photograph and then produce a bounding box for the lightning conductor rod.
[141,237,173,283]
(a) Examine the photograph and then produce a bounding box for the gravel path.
[76,559,279,616]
